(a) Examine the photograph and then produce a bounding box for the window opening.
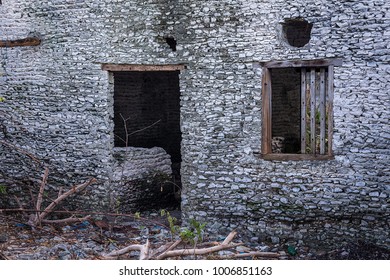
[261,59,340,160]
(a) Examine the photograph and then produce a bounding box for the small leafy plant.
[182,218,207,244]
[0,185,7,194]
[161,210,207,245]
[160,209,180,239]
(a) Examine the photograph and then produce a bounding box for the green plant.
[180,218,207,245]
[0,185,7,194]
[160,209,180,239]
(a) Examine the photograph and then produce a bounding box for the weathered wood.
[319,68,326,155]
[0,37,41,48]
[310,69,316,154]
[262,153,334,161]
[300,68,307,154]
[327,65,334,157]
[101,64,185,72]
[261,68,272,154]
[259,58,342,68]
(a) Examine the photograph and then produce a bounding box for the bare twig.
[0,140,42,165]
[127,119,161,137]
[0,252,10,260]
[13,195,24,210]
[41,215,91,224]
[219,251,281,259]
[25,176,96,227]
[35,167,49,226]
[0,208,168,229]
[38,178,96,222]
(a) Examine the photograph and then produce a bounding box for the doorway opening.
[105,64,184,210]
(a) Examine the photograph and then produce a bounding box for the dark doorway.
[113,70,182,208]
[113,71,181,162]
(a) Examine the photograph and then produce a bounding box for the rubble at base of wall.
[111,147,178,212]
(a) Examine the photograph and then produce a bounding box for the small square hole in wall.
[165,37,177,52]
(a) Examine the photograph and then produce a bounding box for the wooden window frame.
[260,59,341,161]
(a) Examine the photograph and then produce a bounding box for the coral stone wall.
[178,0,390,249]
[0,0,179,210]
[0,0,389,250]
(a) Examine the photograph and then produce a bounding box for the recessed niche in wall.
[165,37,177,51]
[282,18,313,47]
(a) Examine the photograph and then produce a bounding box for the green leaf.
[287,245,297,256]
[0,185,7,194]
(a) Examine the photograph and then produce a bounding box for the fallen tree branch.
[219,251,281,259]
[41,215,91,224]
[103,240,150,260]
[156,242,244,260]
[0,208,169,229]
[27,175,97,228]
[153,239,182,260]
[101,230,245,260]
[38,177,96,222]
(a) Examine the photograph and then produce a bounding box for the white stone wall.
[0,0,389,249]
[178,0,390,249]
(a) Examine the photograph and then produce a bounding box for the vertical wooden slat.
[319,68,326,154]
[262,68,272,154]
[327,65,334,156]
[310,68,316,154]
[300,68,307,154]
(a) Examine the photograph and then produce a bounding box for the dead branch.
[156,231,243,260]
[0,140,42,165]
[222,230,237,245]
[36,168,49,213]
[149,240,181,259]
[33,167,49,226]
[219,251,281,259]
[27,177,97,227]
[103,240,150,260]
[101,230,245,260]
[13,195,24,210]
[157,242,244,260]
[0,252,10,260]
[152,239,181,260]
[38,178,96,222]
[41,215,91,224]
[0,208,169,230]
